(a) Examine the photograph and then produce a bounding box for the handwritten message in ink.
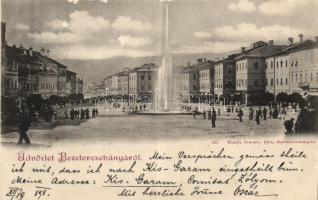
[1,145,316,200]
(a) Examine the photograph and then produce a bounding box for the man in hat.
[18,106,32,144]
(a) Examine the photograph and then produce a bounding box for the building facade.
[214,55,236,100]
[180,62,200,100]
[128,63,158,100]
[66,70,77,96]
[235,41,287,105]
[265,37,318,96]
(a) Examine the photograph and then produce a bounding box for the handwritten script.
[2,146,314,200]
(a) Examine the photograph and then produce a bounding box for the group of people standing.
[65,107,99,120]
[194,107,217,128]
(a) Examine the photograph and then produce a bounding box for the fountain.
[133,1,192,115]
[156,0,173,111]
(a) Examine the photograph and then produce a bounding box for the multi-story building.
[128,63,158,100]
[104,76,113,96]
[111,69,129,96]
[289,39,318,95]
[198,58,214,96]
[235,41,286,105]
[35,50,67,97]
[265,36,318,98]
[214,54,237,101]
[66,70,77,96]
[180,61,200,100]
[76,78,84,94]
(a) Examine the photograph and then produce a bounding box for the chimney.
[197,58,203,63]
[299,34,304,42]
[204,58,207,62]
[268,40,274,46]
[288,37,294,45]
[40,47,45,56]
[12,44,16,48]
[315,36,318,42]
[241,47,246,53]
[29,47,33,56]
[1,22,6,45]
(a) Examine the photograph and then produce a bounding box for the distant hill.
[60,52,229,83]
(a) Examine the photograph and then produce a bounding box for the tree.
[276,92,288,104]
[264,92,274,105]
[288,93,303,103]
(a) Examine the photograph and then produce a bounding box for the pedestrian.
[269,108,272,119]
[282,107,287,120]
[238,108,243,122]
[92,108,95,118]
[208,110,211,120]
[263,107,267,120]
[193,109,196,119]
[211,108,216,128]
[217,108,221,116]
[18,107,31,145]
[64,109,68,119]
[255,109,261,125]
[284,118,295,135]
[70,109,74,120]
[85,108,90,119]
[273,107,278,119]
[203,110,206,120]
[249,107,254,120]
[80,109,84,119]
[95,108,98,116]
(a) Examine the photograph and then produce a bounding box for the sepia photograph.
[1,0,318,147]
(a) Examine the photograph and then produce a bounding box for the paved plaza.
[1,107,291,146]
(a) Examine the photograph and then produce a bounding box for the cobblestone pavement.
[1,109,291,146]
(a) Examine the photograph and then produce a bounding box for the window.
[291,74,294,83]
[254,62,259,70]
[141,75,145,80]
[295,61,298,67]
[141,86,145,90]
[281,61,283,67]
[271,78,274,86]
[228,69,232,74]
[148,75,151,80]
[296,74,298,82]
[265,62,268,69]
[271,61,273,69]
[281,78,283,85]
[265,78,268,86]
[277,79,279,85]
[285,60,288,67]
[300,74,303,82]
[254,79,259,87]
[310,73,313,82]
[193,85,197,90]
[193,74,196,80]
[286,78,288,85]
[291,62,294,67]
[277,62,279,68]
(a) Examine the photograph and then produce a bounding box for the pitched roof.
[235,44,287,60]
[266,39,318,57]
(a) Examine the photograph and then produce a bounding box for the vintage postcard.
[0,0,317,199]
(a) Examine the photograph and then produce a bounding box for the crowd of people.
[64,107,99,120]
[190,104,298,134]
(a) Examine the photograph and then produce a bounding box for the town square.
[1,0,318,146]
